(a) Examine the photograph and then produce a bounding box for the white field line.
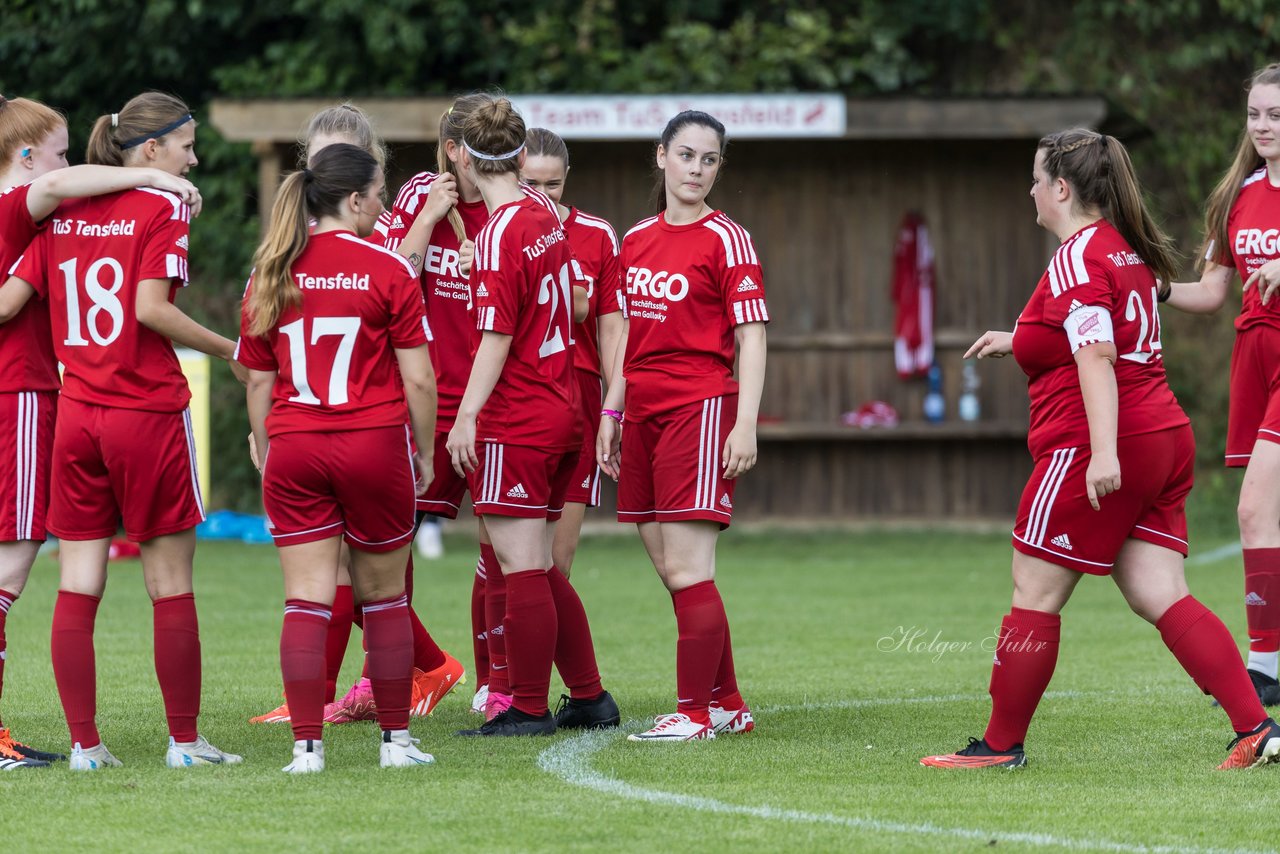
[1187,542,1242,566]
[536,692,1273,854]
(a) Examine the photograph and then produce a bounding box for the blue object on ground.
[197,510,272,544]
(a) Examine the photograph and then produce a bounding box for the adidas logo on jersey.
[506,483,529,499]
[1246,591,1268,607]
[719,494,733,509]
[1050,533,1073,551]
[736,275,758,293]
[390,215,405,231]
[475,283,490,298]
[175,234,189,251]
[1068,299,1083,311]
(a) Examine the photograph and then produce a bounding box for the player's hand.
[596,415,621,481]
[413,452,435,496]
[1244,259,1280,306]
[446,417,478,477]
[459,239,475,278]
[148,172,203,218]
[247,432,261,472]
[964,330,1013,359]
[1084,452,1121,511]
[424,173,459,224]
[722,423,758,479]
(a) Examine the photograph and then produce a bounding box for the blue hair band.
[119,114,193,150]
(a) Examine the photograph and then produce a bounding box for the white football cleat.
[283,739,325,774]
[627,712,715,743]
[414,520,445,559]
[471,684,490,715]
[709,702,755,735]
[166,735,243,768]
[380,729,436,767]
[69,741,123,771]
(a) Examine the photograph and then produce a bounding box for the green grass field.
[0,529,1272,853]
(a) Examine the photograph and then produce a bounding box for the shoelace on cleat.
[953,737,986,756]
[553,694,572,717]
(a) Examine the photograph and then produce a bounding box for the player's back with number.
[1013,219,1186,459]
[240,232,426,436]
[471,194,580,450]
[19,188,191,411]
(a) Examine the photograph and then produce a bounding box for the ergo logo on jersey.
[425,245,462,277]
[1236,228,1280,256]
[627,266,689,302]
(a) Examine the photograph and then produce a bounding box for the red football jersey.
[0,184,57,392]
[619,209,769,421]
[563,207,623,376]
[236,230,430,437]
[469,196,581,451]
[13,188,193,411]
[1222,168,1280,331]
[1012,220,1188,460]
[375,172,490,427]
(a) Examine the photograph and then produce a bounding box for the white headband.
[463,140,525,161]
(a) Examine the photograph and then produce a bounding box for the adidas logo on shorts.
[506,482,529,499]
[476,283,490,298]
[175,234,189,250]
[1050,533,1073,551]
[1246,591,1268,607]
[719,494,733,509]
[580,475,591,488]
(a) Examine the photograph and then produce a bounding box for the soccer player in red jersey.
[516,127,622,730]
[920,128,1280,771]
[0,94,201,769]
[446,95,600,736]
[377,95,502,718]
[597,111,767,743]
[248,104,463,727]
[239,143,438,773]
[5,92,242,770]
[1164,64,1280,707]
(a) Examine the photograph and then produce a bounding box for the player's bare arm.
[1165,262,1233,314]
[446,331,511,477]
[724,321,766,479]
[1074,341,1121,510]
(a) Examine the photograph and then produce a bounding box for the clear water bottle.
[923,361,945,423]
[958,360,981,422]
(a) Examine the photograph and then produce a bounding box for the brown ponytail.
[247,143,380,336]
[1199,63,1280,270]
[436,94,489,241]
[87,91,192,166]
[1038,128,1180,288]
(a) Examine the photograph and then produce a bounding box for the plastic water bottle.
[958,361,981,422]
[923,362,945,423]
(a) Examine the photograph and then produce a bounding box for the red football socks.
[983,607,1061,751]
[711,619,744,711]
[472,544,494,686]
[324,584,355,704]
[548,566,603,699]
[153,593,201,743]
[1243,548,1280,662]
[504,569,557,717]
[671,580,727,726]
[52,591,101,747]
[486,563,510,696]
[1158,595,1266,734]
[0,588,15,712]
[402,551,446,674]
[281,599,331,741]
[363,594,413,732]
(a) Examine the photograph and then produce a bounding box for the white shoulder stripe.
[1048,226,1096,297]
[625,216,659,239]
[334,232,417,278]
[393,172,439,216]
[574,212,620,254]
[478,206,520,273]
[1243,168,1267,188]
[703,218,738,267]
[136,187,190,222]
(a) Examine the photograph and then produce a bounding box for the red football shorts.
[0,391,57,542]
[416,429,468,519]
[1225,324,1280,467]
[49,398,205,542]
[262,426,417,552]
[564,370,603,507]
[617,394,737,529]
[468,442,576,521]
[1011,424,1194,575]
